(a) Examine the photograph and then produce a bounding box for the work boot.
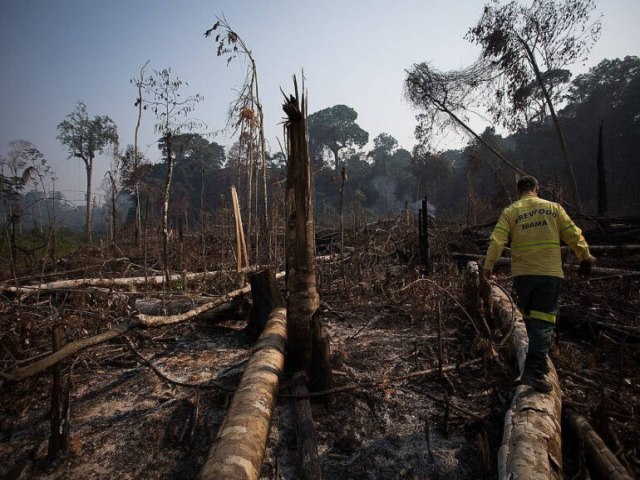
[520,372,552,394]
[519,354,552,394]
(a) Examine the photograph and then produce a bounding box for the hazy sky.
[1,0,638,202]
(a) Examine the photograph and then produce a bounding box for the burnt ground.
[0,220,639,479]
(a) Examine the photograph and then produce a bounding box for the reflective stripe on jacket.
[484,194,590,278]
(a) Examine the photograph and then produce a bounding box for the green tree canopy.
[57,101,119,243]
[308,104,368,171]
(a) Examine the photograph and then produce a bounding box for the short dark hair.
[517,175,538,192]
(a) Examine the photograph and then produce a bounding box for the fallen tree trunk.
[1,265,278,295]
[498,373,563,480]
[136,272,285,327]
[564,408,633,480]
[2,256,345,295]
[465,261,563,480]
[1,320,134,386]
[585,244,640,255]
[199,307,287,480]
[2,271,224,294]
[453,253,640,277]
[134,296,250,321]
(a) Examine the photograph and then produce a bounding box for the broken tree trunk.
[231,185,250,271]
[1,320,134,387]
[564,408,633,480]
[283,80,332,393]
[246,269,284,338]
[48,327,70,460]
[199,307,287,480]
[292,371,322,480]
[466,261,563,479]
[134,296,250,320]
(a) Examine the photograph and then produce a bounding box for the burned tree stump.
[283,80,333,393]
[246,268,284,339]
[48,326,70,461]
[419,196,432,275]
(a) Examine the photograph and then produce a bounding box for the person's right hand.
[578,256,595,276]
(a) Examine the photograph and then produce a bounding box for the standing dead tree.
[129,60,150,247]
[283,77,327,480]
[142,68,203,284]
[283,80,333,389]
[205,17,271,263]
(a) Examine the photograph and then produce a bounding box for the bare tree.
[205,16,271,262]
[405,60,526,176]
[130,60,150,246]
[142,68,203,284]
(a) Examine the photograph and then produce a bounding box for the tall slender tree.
[57,101,118,244]
[467,0,602,211]
[142,68,202,283]
[130,60,150,246]
[205,16,271,262]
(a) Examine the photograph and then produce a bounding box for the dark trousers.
[513,275,559,358]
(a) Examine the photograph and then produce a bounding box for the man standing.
[482,176,595,393]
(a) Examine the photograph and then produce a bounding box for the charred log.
[199,307,286,480]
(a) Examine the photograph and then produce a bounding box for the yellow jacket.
[485,193,590,278]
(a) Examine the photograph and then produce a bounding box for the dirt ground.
[1,223,638,479]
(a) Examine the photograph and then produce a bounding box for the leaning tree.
[57,101,118,244]
[405,60,525,177]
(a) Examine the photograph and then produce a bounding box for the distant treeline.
[3,56,638,239]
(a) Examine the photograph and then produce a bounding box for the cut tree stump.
[199,307,287,480]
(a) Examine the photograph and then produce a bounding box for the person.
[482,175,595,393]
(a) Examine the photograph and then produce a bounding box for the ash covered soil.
[1,225,639,479]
